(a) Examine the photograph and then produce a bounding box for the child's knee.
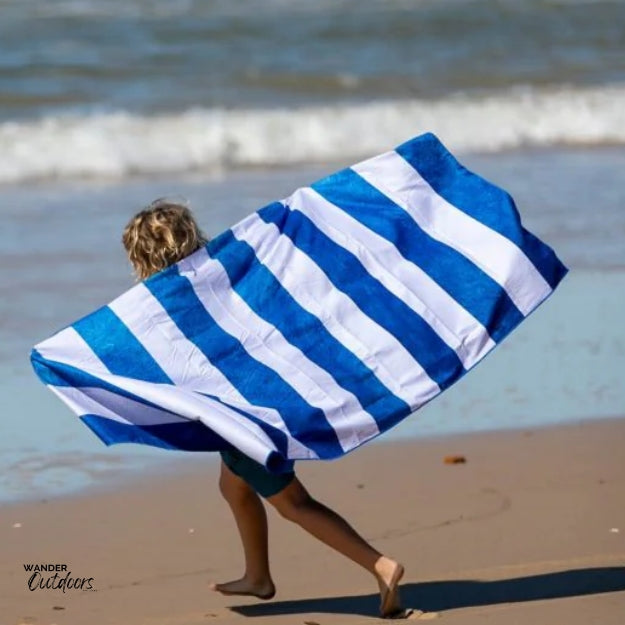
[272,490,314,522]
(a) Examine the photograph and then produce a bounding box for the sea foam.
[2,84,624,185]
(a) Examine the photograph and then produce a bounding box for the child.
[122,199,407,619]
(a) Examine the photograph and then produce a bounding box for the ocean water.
[2,0,625,183]
[1,0,624,502]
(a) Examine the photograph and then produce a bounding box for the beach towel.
[31,133,568,473]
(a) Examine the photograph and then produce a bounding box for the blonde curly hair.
[122,199,208,281]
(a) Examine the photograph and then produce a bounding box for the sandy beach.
[1,418,623,625]
[2,2,624,624]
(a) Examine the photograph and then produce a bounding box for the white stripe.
[49,385,187,426]
[284,187,496,369]
[352,151,552,316]
[36,326,111,378]
[109,283,316,459]
[231,214,441,409]
[37,328,283,465]
[49,386,131,425]
[180,247,381,450]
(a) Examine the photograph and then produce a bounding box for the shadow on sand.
[229,566,625,618]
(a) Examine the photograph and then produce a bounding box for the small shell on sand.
[443,455,466,464]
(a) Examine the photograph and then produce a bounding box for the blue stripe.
[31,348,71,386]
[311,168,525,344]
[211,230,411,426]
[80,414,229,451]
[395,133,568,290]
[258,202,464,392]
[81,415,293,472]
[73,307,172,384]
[31,351,292,459]
[144,264,345,459]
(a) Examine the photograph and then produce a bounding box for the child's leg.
[210,460,276,599]
[267,477,405,617]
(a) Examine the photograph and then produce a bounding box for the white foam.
[2,84,624,185]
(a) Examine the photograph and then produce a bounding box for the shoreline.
[3,414,623,509]
[2,417,624,624]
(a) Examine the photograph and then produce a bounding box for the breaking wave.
[2,84,624,185]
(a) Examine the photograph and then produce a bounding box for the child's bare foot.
[210,576,276,600]
[375,557,405,618]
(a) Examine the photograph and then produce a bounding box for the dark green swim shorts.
[219,448,295,498]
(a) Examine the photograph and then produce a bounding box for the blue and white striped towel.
[31,133,568,473]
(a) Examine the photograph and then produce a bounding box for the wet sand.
[1,418,624,625]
